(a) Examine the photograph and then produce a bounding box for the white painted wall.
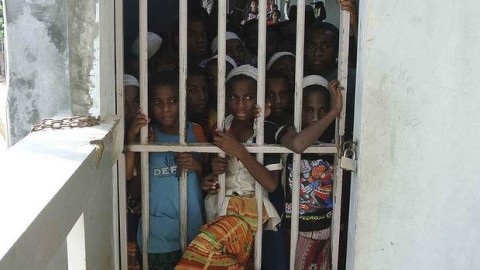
[348,0,480,269]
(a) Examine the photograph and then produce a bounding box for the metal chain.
[31,116,101,132]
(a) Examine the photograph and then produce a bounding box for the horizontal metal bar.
[127,143,338,154]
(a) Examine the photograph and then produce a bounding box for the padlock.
[340,149,357,172]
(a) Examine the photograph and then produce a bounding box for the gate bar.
[331,7,351,270]
[179,0,189,251]
[216,0,227,215]
[138,0,150,268]
[254,0,267,268]
[114,0,127,267]
[289,1,305,269]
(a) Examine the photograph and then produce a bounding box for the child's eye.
[169,98,178,104]
[188,88,198,93]
[245,95,255,101]
[152,99,161,105]
[303,107,313,113]
[306,43,315,50]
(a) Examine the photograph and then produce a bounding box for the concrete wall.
[4,0,100,145]
[348,0,480,269]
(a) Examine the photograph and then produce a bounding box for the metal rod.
[179,0,189,252]
[114,0,127,268]
[331,8,351,270]
[216,0,227,214]
[254,0,267,268]
[127,144,338,154]
[138,0,149,268]
[289,1,305,269]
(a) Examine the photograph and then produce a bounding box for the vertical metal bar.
[331,8,351,270]
[289,1,305,269]
[254,0,267,269]
[139,0,150,268]
[216,0,227,214]
[179,0,189,251]
[114,0,127,268]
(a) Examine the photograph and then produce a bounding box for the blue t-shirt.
[138,122,204,253]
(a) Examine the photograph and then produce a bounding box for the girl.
[126,70,206,270]
[276,75,343,270]
[176,65,282,269]
[265,70,294,126]
[186,66,213,142]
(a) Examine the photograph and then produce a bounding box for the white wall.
[348,0,480,269]
[4,0,102,145]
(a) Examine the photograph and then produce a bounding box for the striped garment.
[176,196,269,269]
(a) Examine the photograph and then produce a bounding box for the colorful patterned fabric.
[295,234,331,270]
[176,197,269,269]
[175,216,252,269]
[127,242,140,270]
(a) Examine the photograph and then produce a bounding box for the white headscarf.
[266,51,295,70]
[211,32,242,54]
[199,55,238,69]
[226,65,258,82]
[303,75,329,88]
[131,32,162,59]
[124,74,140,87]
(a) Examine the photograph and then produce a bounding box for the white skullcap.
[266,51,295,70]
[124,74,140,87]
[199,54,238,69]
[226,65,258,82]
[303,75,329,89]
[131,32,162,59]
[211,32,242,54]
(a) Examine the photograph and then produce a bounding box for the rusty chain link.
[31,116,101,132]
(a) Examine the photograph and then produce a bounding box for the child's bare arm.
[214,132,279,192]
[125,112,149,180]
[280,80,343,154]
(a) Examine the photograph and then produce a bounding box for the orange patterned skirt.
[175,196,269,269]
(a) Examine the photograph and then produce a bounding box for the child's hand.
[328,80,344,116]
[176,153,202,172]
[211,155,228,176]
[127,112,149,142]
[214,132,246,158]
[202,174,219,194]
[253,102,272,120]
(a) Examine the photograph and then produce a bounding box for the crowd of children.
[123,0,358,269]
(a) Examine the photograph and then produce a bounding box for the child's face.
[266,78,290,116]
[302,88,329,127]
[124,86,139,120]
[150,85,179,130]
[250,1,258,11]
[304,29,337,73]
[205,61,218,102]
[226,39,246,65]
[188,21,208,58]
[187,75,209,114]
[271,56,295,85]
[227,78,257,121]
[272,12,279,22]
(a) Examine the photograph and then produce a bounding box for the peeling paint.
[5,0,99,145]
[66,0,98,116]
[5,3,70,145]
